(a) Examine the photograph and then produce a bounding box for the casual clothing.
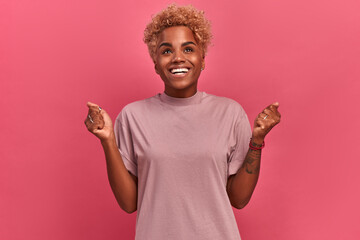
[114,90,252,240]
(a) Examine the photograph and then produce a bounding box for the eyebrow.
[158,41,197,49]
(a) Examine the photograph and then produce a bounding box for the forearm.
[228,137,263,209]
[227,101,281,209]
[101,133,138,213]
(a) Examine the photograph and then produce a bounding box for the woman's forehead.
[157,26,197,45]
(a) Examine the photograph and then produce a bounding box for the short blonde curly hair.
[143,3,212,62]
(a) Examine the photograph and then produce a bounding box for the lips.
[168,66,191,78]
[170,68,189,74]
[169,69,189,78]
[170,67,190,72]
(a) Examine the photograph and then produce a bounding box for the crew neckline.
[159,90,203,106]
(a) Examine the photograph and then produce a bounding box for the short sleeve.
[114,109,138,177]
[227,109,252,178]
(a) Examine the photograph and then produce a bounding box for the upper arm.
[128,170,138,185]
[226,174,235,195]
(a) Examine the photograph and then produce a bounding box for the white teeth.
[171,68,189,74]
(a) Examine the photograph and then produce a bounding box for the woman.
[84,3,281,240]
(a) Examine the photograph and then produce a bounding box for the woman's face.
[154,26,205,97]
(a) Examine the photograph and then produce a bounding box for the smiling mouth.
[170,68,190,75]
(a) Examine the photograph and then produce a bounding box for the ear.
[154,63,159,74]
[153,59,160,74]
[201,57,205,71]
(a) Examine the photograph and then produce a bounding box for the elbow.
[125,208,137,214]
[123,205,137,214]
[234,202,248,209]
[232,199,250,209]
[117,198,137,214]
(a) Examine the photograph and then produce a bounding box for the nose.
[172,50,185,63]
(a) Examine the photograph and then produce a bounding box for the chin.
[166,80,197,89]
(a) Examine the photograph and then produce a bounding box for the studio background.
[1,0,359,239]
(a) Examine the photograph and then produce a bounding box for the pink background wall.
[1,0,359,239]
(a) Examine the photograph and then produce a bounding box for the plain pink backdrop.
[1,0,359,239]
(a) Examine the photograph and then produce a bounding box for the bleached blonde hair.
[143,3,213,61]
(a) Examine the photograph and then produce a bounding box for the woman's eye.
[184,48,193,53]
[162,49,171,54]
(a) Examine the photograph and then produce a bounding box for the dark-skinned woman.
[84,3,281,240]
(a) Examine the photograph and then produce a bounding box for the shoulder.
[115,94,157,123]
[203,92,247,116]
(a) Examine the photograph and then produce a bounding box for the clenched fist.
[252,102,281,143]
[84,102,114,142]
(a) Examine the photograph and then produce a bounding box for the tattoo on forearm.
[242,148,261,174]
[250,141,263,148]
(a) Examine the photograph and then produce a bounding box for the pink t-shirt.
[114,90,252,240]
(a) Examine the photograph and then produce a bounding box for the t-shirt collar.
[159,90,203,106]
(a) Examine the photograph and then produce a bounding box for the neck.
[164,86,198,98]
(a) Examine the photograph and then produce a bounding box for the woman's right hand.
[84,102,114,142]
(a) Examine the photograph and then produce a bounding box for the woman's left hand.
[252,102,281,143]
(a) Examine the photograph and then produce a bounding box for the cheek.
[157,57,170,69]
[189,54,203,67]
[155,63,166,74]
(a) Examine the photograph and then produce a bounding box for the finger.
[84,118,91,128]
[86,106,103,121]
[268,107,281,120]
[100,108,109,121]
[84,115,94,128]
[97,115,105,129]
[88,113,104,127]
[262,110,279,123]
[87,102,104,115]
[271,104,281,116]
[86,116,105,131]
[88,109,100,118]
[99,107,107,117]
[87,102,101,113]
[88,122,103,132]
[258,112,267,119]
[272,108,281,119]
[87,107,103,118]
[264,102,279,112]
[269,105,277,113]
[84,105,105,133]
[258,113,279,129]
[84,117,99,131]
[87,101,99,108]
[272,102,279,108]
[255,118,266,130]
[263,108,275,116]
